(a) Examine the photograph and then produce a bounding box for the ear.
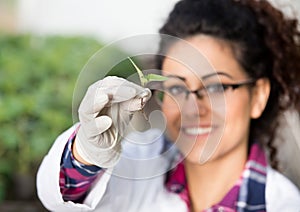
[250,78,270,119]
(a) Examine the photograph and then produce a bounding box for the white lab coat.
[37,125,300,211]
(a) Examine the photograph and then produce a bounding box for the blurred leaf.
[0,125,19,149]
[0,33,137,200]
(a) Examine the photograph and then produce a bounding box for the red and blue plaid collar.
[166,143,267,212]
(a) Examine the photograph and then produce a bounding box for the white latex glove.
[75,76,151,168]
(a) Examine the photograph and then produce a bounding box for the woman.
[37,0,300,211]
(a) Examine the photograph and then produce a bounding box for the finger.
[83,115,113,137]
[79,92,110,120]
[100,76,150,103]
[120,89,152,112]
[136,88,152,103]
[101,85,137,103]
[95,115,113,134]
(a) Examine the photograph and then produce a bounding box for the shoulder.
[266,166,300,210]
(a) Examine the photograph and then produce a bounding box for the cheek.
[228,94,251,122]
[162,103,181,139]
[222,94,252,144]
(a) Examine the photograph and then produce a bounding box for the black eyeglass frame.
[148,78,257,104]
[182,79,257,100]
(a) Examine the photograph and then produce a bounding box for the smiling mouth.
[183,127,213,136]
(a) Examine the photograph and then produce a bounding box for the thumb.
[83,115,113,137]
[95,115,113,134]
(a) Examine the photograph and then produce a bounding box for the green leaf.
[145,74,169,82]
[128,57,168,86]
[128,57,147,86]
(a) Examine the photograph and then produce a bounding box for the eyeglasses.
[151,76,256,107]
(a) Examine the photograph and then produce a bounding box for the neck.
[184,142,248,211]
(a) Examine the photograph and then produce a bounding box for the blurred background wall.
[5,0,179,47]
[5,0,300,42]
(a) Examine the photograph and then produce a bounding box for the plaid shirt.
[60,133,266,211]
[59,131,103,202]
[165,143,267,211]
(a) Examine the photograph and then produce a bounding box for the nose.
[182,91,208,117]
[184,89,204,100]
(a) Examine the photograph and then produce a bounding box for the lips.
[182,126,213,136]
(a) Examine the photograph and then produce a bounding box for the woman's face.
[161,35,264,164]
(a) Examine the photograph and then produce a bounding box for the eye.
[205,83,228,94]
[166,85,187,96]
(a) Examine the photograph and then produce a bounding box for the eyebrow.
[202,72,234,80]
[165,75,186,81]
[165,72,234,81]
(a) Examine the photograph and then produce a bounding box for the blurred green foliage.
[0,33,137,201]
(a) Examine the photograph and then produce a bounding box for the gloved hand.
[75,76,151,168]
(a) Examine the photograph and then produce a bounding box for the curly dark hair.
[157,0,300,169]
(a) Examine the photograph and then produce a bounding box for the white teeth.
[184,127,212,135]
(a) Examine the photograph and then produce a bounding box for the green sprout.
[128,57,168,87]
[128,57,168,121]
